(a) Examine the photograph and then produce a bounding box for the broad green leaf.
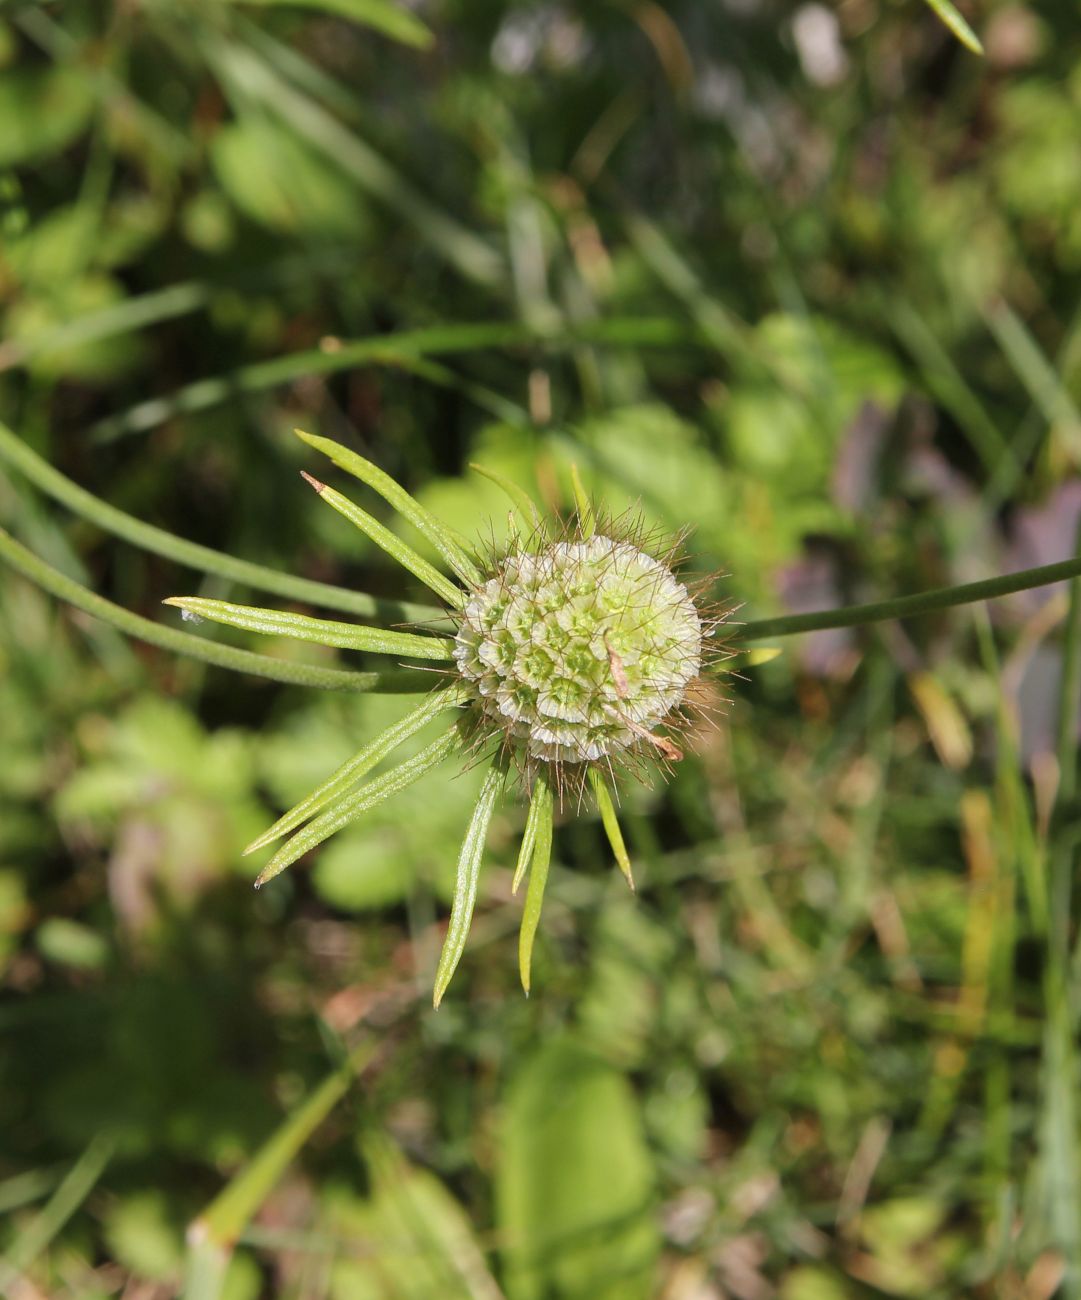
[0,67,94,168]
[163,597,454,660]
[211,117,369,238]
[245,686,464,853]
[517,774,553,994]
[921,0,983,53]
[295,429,483,586]
[229,0,433,47]
[255,728,459,886]
[496,1040,659,1300]
[299,472,464,607]
[432,764,503,1005]
[589,769,633,889]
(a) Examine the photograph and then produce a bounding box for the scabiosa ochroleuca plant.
[165,430,729,1003]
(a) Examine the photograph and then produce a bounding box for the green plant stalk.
[740,556,1081,641]
[0,526,430,695]
[0,420,441,624]
[185,1040,375,1300]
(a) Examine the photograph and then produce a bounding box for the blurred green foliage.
[2,0,1081,1296]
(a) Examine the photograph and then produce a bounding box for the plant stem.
[740,556,1081,642]
[0,526,431,694]
[0,420,443,624]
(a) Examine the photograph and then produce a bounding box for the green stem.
[0,526,430,694]
[740,556,1081,642]
[0,420,442,624]
[1057,518,1081,806]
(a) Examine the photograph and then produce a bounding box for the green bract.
[164,431,718,1004]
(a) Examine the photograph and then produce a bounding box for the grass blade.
[0,526,429,694]
[0,1135,114,1295]
[921,0,984,53]
[229,0,432,48]
[0,420,441,624]
[589,768,634,889]
[186,1039,375,1300]
[518,773,553,995]
[295,428,483,586]
[299,470,464,607]
[163,596,454,659]
[255,727,460,886]
[985,300,1081,461]
[432,764,504,1006]
[244,686,466,854]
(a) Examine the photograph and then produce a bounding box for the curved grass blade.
[163,596,454,659]
[0,526,427,694]
[589,768,633,889]
[255,728,460,887]
[921,0,983,54]
[299,470,463,607]
[244,685,466,855]
[518,773,553,995]
[511,778,550,895]
[0,420,441,624]
[568,462,595,538]
[432,764,504,1007]
[295,429,483,586]
[231,0,433,49]
[469,462,542,533]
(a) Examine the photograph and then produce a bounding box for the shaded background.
[3,0,1081,1295]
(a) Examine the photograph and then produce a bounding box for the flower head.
[165,432,727,1003]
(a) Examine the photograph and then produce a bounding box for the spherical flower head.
[453,534,702,767]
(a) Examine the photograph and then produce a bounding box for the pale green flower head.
[165,432,726,1004]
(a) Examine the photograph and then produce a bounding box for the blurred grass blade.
[0,1134,114,1295]
[921,0,984,53]
[86,317,691,443]
[213,40,501,286]
[299,470,464,607]
[244,685,465,854]
[229,0,432,47]
[469,461,542,532]
[985,300,1081,460]
[589,768,633,889]
[186,1039,375,1300]
[569,462,595,537]
[163,596,454,659]
[0,526,428,694]
[433,765,504,1006]
[1057,518,1081,804]
[295,428,483,586]
[0,420,441,624]
[256,728,460,886]
[512,777,549,895]
[889,299,1012,479]
[518,774,553,995]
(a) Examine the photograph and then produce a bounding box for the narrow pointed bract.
[162,597,455,659]
[589,769,634,890]
[433,765,505,1007]
[518,774,554,995]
